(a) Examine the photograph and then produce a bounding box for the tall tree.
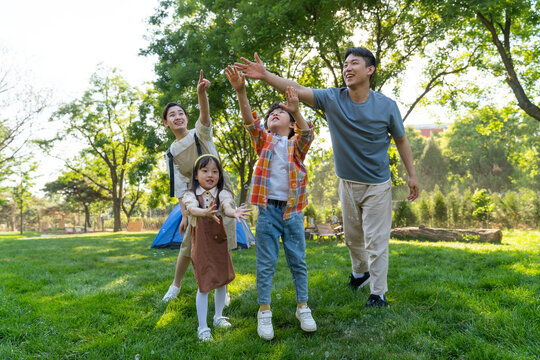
[447,0,540,121]
[142,0,480,199]
[44,172,106,231]
[11,162,37,234]
[51,67,152,231]
[442,106,538,192]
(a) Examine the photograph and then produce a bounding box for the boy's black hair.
[162,102,187,121]
[263,103,295,139]
[344,47,377,80]
[191,155,224,209]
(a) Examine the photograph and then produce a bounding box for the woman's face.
[164,105,188,131]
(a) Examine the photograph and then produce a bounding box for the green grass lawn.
[0,230,538,360]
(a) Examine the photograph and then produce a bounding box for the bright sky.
[0,0,157,99]
[0,0,159,193]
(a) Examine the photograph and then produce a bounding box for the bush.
[472,189,494,227]
[432,190,447,227]
[446,192,460,228]
[393,201,417,227]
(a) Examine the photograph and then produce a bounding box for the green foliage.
[432,188,448,227]
[472,189,494,224]
[306,146,339,210]
[446,191,461,228]
[417,136,447,192]
[419,191,432,226]
[51,67,153,231]
[393,200,418,228]
[405,126,426,163]
[442,106,539,193]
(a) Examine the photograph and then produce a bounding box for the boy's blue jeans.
[255,204,308,305]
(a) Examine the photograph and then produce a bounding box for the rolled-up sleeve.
[219,190,235,210]
[182,191,197,210]
[195,118,212,142]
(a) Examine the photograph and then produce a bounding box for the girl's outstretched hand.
[233,204,252,221]
[279,86,299,114]
[197,70,211,94]
[225,65,245,91]
[202,201,220,224]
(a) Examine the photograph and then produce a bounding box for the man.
[235,47,418,307]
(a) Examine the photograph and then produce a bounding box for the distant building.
[413,124,448,138]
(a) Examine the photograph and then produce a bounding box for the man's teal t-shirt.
[313,88,405,184]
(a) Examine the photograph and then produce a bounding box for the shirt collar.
[195,186,218,197]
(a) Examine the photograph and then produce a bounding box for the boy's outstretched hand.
[234,53,266,80]
[279,86,299,114]
[233,204,252,221]
[225,65,245,91]
[197,70,211,94]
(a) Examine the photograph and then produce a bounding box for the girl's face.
[195,160,220,191]
[164,105,188,131]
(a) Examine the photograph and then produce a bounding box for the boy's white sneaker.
[162,284,180,302]
[213,316,232,328]
[197,327,212,342]
[296,305,317,332]
[257,310,274,340]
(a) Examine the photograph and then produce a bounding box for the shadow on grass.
[1,233,538,359]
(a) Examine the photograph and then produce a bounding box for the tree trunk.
[391,225,502,243]
[112,199,122,232]
[19,200,23,235]
[84,205,90,232]
[10,203,15,231]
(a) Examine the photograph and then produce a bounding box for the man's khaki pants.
[339,179,392,296]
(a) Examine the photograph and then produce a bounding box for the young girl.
[226,65,317,340]
[183,154,251,342]
[161,70,237,303]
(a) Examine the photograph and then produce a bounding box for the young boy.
[225,65,316,340]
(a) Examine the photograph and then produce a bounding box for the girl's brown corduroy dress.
[190,195,235,293]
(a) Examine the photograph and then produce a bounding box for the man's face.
[343,55,374,88]
[163,106,188,131]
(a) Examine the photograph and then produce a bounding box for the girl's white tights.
[196,285,227,331]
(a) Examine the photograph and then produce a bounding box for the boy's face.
[343,54,374,88]
[163,105,188,131]
[267,107,294,137]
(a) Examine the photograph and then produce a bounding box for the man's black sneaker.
[348,272,370,290]
[365,294,389,308]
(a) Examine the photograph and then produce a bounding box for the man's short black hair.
[344,47,377,68]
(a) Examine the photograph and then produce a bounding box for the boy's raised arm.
[225,65,254,126]
[234,53,315,107]
[197,70,211,127]
[279,87,309,130]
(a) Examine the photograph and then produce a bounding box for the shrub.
[472,189,494,227]
[393,201,417,227]
[432,190,447,227]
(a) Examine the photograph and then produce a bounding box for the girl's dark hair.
[162,102,187,121]
[263,103,295,139]
[191,155,224,209]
